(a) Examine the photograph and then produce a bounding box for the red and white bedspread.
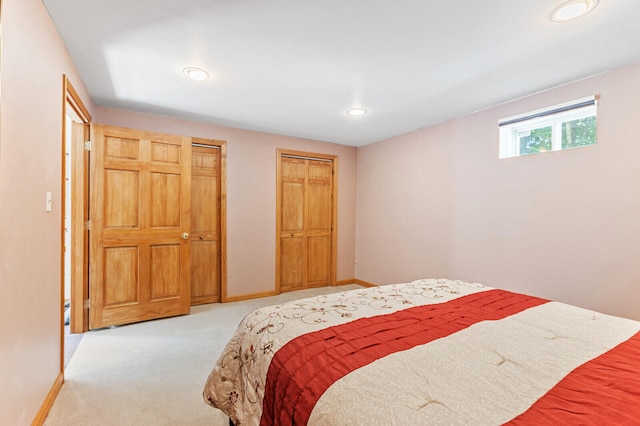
[203,279,640,425]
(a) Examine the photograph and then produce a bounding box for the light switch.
[46,191,52,212]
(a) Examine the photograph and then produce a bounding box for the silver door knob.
[182,232,190,240]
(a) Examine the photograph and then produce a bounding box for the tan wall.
[0,0,95,423]
[94,107,358,297]
[356,63,640,321]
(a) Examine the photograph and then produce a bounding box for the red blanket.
[261,289,547,425]
[507,331,640,424]
[203,280,640,425]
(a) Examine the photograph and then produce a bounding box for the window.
[499,96,597,159]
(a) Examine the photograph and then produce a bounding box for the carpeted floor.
[44,284,362,425]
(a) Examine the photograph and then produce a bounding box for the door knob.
[182,232,190,240]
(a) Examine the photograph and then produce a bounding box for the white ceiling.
[43,0,640,146]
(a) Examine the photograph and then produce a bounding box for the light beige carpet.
[44,284,362,426]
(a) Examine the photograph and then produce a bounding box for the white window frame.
[499,96,597,159]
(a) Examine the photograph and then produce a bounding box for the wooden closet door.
[89,124,191,329]
[306,160,332,288]
[278,154,334,292]
[280,157,306,292]
[190,145,221,304]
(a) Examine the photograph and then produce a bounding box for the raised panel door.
[307,160,332,287]
[278,154,334,292]
[280,157,307,292]
[190,145,221,304]
[89,124,191,329]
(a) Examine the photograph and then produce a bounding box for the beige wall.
[94,107,358,297]
[0,0,95,423]
[357,63,640,321]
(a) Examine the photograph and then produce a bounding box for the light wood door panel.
[150,244,181,300]
[90,124,191,329]
[278,153,335,292]
[103,169,139,227]
[103,246,138,305]
[150,173,181,227]
[281,236,305,291]
[191,241,218,300]
[281,158,306,234]
[308,161,332,232]
[280,157,307,292]
[306,160,332,288]
[307,236,331,287]
[190,145,221,305]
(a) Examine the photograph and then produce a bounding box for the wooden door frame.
[192,138,229,303]
[275,149,338,294]
[61,75,91,374]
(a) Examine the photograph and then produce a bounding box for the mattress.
[203,279,640,425]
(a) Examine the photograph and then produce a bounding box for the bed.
[203,279,640,425]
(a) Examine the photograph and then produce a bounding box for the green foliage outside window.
[562,116,596,148]
[519,127,552,155]
[518,116,596,156]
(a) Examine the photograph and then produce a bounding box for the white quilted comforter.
[203,279,640,425]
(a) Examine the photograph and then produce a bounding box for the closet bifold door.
[280,157,306,292]
[278,152,335,293]
[190,144,221,305]
[305,159,332,288]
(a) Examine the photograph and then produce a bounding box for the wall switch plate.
[46,191,52,212]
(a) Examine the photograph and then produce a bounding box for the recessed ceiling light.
[183,67,209,81]
[346,108,367,117]
[550,0,599,22]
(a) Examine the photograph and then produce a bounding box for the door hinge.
[84,141,91,151]
[85,220,91,230]
[84,299,90,309]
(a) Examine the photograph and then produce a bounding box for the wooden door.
[70,121,90,333]
[190,144,221,304]
[89,124,191,329]
[280,158,306,291]
[306,160,333,288]
[277,152,336,292]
